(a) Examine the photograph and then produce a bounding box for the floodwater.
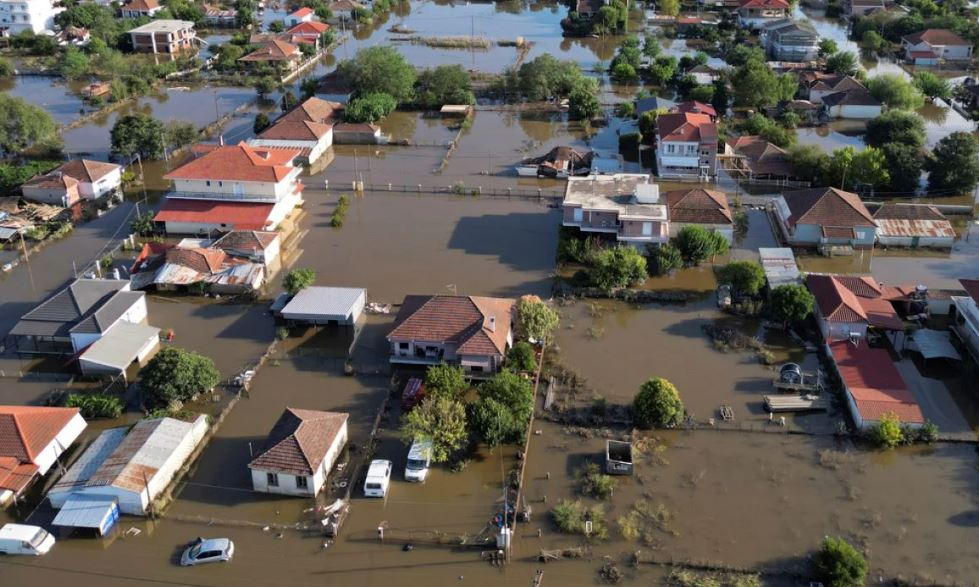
[525,420,979,583]
[0,76,89,126]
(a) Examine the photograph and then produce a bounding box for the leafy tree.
[164,120,198,149]
[0,95,58,154]
[338,46,416,103]
[864,110,925,148]
[589,245,648,289]
[647,55,677,86]
[637,110,657,137]
[401,395,467,463]
[659,0,679,16]
[710,78,730,114]
[879,142,923,193]
[165,0,204,21]
[646,243,682,276]
[61,47,90,79]
[516,54,588,101]
[737,113,795,148]
[469,398,517,447]
[716,261,765,297]
[912,71,951,101]
[281,90,298,112]
[568,81,600,120]
[615,102,636,118]
[65,392,124,419]
[708,230,729,260]
[674,225,724,267]
[131,212,156,236]
[817,38,838,57]
[725,45,766,67]
[253,112,271,134]
[687,84,715,104]
[254,76,277,98]
[825,51,859,76]
[632,377,684,429]
[642,35,660,58]
[611,62,637,83]
[282,267,316,294]
[215,43,245,70]
[731,60,797,109]
[424,364,468,400]
[414,64,474,108]
[110,113,165,160]
[268,19,285,32]
[0,159,59,192]
[862,30,886,52]
[515,295,560,341]
[140,347,220,408]
[867,73,924,110]
[506,342,538,373]
[811,537,869,587]
[344,92,397,122]
[0,57,12,78]
[926,131,979,195]
[768,284,814,326]
[478,369,535,426]
[869,412,904,448]
[789,144,831,184]
[825,146,889,191]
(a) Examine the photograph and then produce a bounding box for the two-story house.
[154,142,303,235]
[562,174,670,248]
[901,29,973,65]
[655,111,718,179]
[0,0,61,35]
[773,187,876,249]
[388,295,515,377]
[128,20,197,54]
[736,0,789,28]
[120,0,163,18]
[762,18,819,61]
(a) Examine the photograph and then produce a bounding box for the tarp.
[911,329,961,361]
[52,494,120,536]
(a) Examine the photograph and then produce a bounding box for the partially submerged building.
[806,274,912,343]
[249,408,348,496]
[758,247,801,288]
[280,286,366,325]
[388,295,515,377]
[655,111,718,179]
[873,203,955,249]
[773,187,876,249]
[828,339,924,430]
[562,174,670,247]
[48,415,208,516]
[0,406,86,506]
[663,188,733,242]
[950,279,979,363]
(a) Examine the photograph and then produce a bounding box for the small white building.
[78,321,161,381]
[249,408,348,496]
[280,286,366,326]
[48,416,208,516]
[21,160,122,207]
[820,88,882,119]
[951,280,979,363]
[902,29,973,65]
[0,0,62,35]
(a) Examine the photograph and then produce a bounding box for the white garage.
[280,286,367,326]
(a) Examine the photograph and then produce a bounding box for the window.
[470,365,484,373]
[205,180,211,187]
[399,342,409,350]
[296,476,308,489]
[266,472,279,486]
[700,150,710,156]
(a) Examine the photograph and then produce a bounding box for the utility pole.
[20,232,35,293]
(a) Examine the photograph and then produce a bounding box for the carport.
[52,494,120,537]
[909,329,961,362]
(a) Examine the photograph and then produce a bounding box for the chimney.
[488,315,496,333]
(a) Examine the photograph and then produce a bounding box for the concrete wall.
[172,169,300,201]
[22,184,80,207]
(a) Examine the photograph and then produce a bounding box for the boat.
[515,165,540,177]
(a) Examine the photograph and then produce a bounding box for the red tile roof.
[388,295,514,357]
[23,171,79,191]
[674,100,717,118]
[664,188,732,225]
[959,279,979,304]
[258,119,333,141]
[212,230,279,255]
[725,135,794,178]
[249,408,348,476]
[903,29,969,47]
[154,200,275,230]
[0,406,80,463]
[829,340,924,424]
[240,39,300,62]
[166,247,228,274]
[807,274,905,330]
[131,241,173,274]
[289,6,314,18]
[739,0,789,8]
[164,142,298,183]
[123,0,160,11]
[657,112,717,144]
[782,187,875,229]
[56,159,120,184]
[0,457,37,494]
[287,20,330,36]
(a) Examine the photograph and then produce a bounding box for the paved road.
[0,202,136,341]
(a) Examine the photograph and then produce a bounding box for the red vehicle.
[401,378,426,411]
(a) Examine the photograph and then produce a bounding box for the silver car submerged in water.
[180,537,235,566]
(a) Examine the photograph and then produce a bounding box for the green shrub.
[633,377,684,429]
[868,412,903,448]
[579,462,616,500]
[65,392,124,419]
[506,341,537,372]
[551,499,608,539]
[811,536,868,587]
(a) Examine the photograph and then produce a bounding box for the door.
[573,208,583,223]
[642,222,653,237]
[233,183,244,198]
[911,236,920,248]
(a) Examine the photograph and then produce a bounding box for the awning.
[911,329,961,361]
[52,494,120,536]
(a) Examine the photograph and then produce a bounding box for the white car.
[0,524,55,556]
[364,459,392,497]
[180,537,235,566]
[404,440,433,482]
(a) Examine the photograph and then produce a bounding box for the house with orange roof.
[724,135,796,180]
[239,38,301,70]
[249,408,348,496]
[154,142,303,235]
[827,339,924,430]
[773,187,876,248]
[806,273,917,342]
[288,6,315,25]
[285,19,330,46]
[0,406,87,505]
[388,295,515,377]
[655,111,718,179]
[663,188,733,241]
[736,0,789,28]
[120,0,162,18]
[901,29,973,65]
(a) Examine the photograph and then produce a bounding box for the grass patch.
[617,498,677,543]
[668,569,761,587]
[702,323,774,365]
[578,462,616,500]
[552,499,608,539]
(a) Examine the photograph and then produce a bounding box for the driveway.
[895,358,972,434]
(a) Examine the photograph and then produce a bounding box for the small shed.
[873,203,955,249]
[759,247,802,288]
[52,494,120,537]
[78,322,161,381]
[280,287,366,325]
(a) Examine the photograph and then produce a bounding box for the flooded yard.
[524,420,979,583]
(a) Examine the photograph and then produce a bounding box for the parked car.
[0,524,55,556]
[180,537,235,566]
[401,378,425,411]
[364,459,392,497]
[404,439,433,482]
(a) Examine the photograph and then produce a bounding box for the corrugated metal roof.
[874,218,956,239]
[281,287,365,320]
[52,427,128,494]
[52,493,118,530]
[759,247,801,288]
[79,322,160,372]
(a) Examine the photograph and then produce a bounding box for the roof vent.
[488,315,496,333]
[634,183,660,204]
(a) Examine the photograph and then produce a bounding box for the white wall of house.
[263,236,281,266]
[80,168,123,199]
[21,185,77,207]
[248,131,333,164]
[903,39,972,61]
[951,296,979,362]
[171,168,301,203]
[0,0,62,34]
[876,233,954,248]
[32,412,87,476]
[251,421,347,496]
[827,104,882,119]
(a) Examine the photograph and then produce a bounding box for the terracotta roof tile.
[258,119,333,141]
[166,247,227,274]
[657,112,717,144]
[240,39,300,62]
[154,200,275,230]
[0,406,80,463]
[164,142,298,183]
[56,159,120,184]
[903,29,969,47]
[664,188,732,225]
[782,187,875,229]
[0,458,38,494]
[123,0,160,11]
[674,100,717,118]
[726,135,794,177]
[388,295,514,357]
[829,340,924,424]
[286,20,330,35]
[249,409,348,476]
[211,230,279,254]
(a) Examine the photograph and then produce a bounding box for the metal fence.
[329,182,564,200]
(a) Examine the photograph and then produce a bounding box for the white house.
[873,203,955,249]
[248,119,333,165]
[663,188,734,242]
[820,88,882,119]
[0,0,62,35]
[249,409,348,496]
[77,321,161,381]
[155,142,304,235]
[119,0,163,18]
[902,29,973,65]
[736,0,789,28]
[287,6,314,25]
[762,18,819,62]
[562,174,670,247]
[22,160,122,207]
[48,416,208,515]
[0,406,87,506]
[951,280,979,363]
[656,111,719,179]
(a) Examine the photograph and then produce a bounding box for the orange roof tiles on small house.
[289,6,315,19]
[664,188,733,225]
[286,20,330,36]
[154,200,276,231]
[902,28,970,47]
[781,187,875,229]
[656,112,717,144]
[806,274,906,331]
[249,408,348,476]
[389,295,514,357]
[164,142,299,183]
[0,406,84,497]
[239,39,300,63]
[829,340,924,426]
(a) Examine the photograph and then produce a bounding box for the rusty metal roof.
[874,218,955,239]
[86,417,203,492]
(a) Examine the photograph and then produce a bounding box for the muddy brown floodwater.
[525,420,979,584]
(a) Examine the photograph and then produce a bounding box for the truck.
[401,378,425,412]
[605,440,633,475]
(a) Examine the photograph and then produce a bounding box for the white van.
[363,459,392,498]
[404,440,433,482]
[0,524,56,556]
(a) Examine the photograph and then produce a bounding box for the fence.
[331,182,565,200]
